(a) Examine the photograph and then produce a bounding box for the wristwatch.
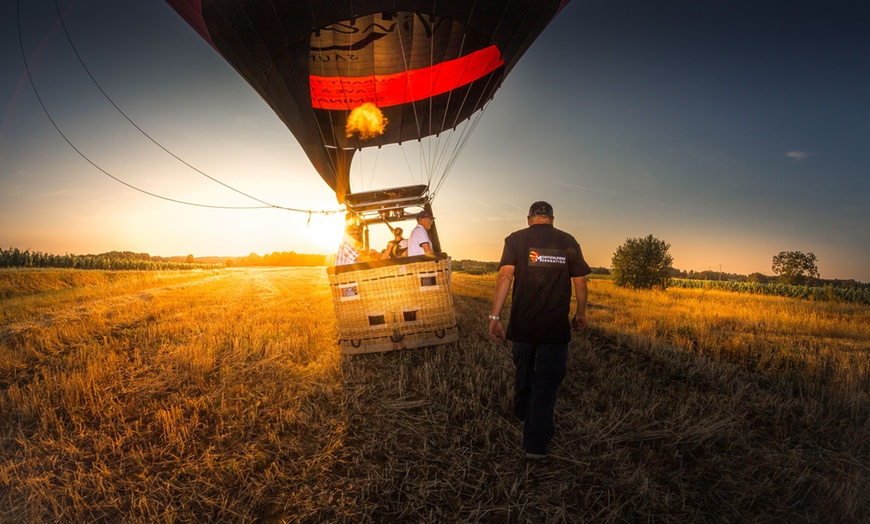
[488,315,500,321]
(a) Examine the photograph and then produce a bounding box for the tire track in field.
[2,271,245,334]
[0,270,254,390]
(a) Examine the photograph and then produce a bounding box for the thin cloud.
[474,200,519,217]
[554,182,667,206]
[786,151,809,162]
[503,199,526,213]
[554,182,626,197]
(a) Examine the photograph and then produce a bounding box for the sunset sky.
[2,1,869,281]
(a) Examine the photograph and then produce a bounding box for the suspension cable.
[51,0,285,209]
[17,0,342,215]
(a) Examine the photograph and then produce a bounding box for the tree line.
[0,247,332,271]
[609,235,868,303]
[0,248,220,271]
[227,251,328,267]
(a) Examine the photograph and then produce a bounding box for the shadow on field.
[2,269,866,523]
[326,288,869,523]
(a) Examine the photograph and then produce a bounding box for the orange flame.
[345,103,388,140]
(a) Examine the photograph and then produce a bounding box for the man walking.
[489,201,591,459]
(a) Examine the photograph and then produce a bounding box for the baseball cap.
[528,201,554,218]
[417,210,435,220]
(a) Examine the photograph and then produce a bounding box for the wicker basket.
[326,254,459,354]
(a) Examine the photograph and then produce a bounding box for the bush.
[611,234,674,290]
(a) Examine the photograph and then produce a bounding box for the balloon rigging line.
[432,55,503,198]
[50,0,285,210]
[310,10,467,198]
[429,32,477,187]
[395,16,427,182]
[354,142,381,193]
[15,2,270,209]
[443,108,487,189]
[193,4,491,204]
[431,103,489,200]
[430,32,467,179]
[426,19,476,181]
[367,146,380,192]
[402,15,439,192]
[431,14,506,199]
[17,0,341,216]
[426,18,437,169]
[399,146,417,189]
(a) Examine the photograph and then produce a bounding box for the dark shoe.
[525,452,547,460]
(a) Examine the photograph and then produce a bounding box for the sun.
[305,212,346,251]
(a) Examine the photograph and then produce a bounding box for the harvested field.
[1,268,868,522]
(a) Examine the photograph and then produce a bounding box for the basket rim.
[327,252,449,275]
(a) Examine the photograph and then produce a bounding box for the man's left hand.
[489,319,506,341]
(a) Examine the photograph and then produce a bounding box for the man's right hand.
[572,312,587,331]
[489,319,505,341]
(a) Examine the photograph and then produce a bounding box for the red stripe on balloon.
[310,45,504,110]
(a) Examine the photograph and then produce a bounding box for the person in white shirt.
[407,211,435,256]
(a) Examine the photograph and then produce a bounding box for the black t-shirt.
[499,223,591,344]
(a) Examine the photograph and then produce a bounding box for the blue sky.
[2,0,869,281]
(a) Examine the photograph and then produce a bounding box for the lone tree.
[771,251,819,285]
[611,234,674,290]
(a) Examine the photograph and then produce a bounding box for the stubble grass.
[1,268,868,522]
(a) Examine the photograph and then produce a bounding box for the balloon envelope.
[165,0,571,202]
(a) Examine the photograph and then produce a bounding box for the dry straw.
[1,268,868,522]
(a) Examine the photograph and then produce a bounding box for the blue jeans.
[512,341,568,455]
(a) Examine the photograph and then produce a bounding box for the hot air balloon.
[166,0,571,353]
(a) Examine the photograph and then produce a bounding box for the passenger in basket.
[336,220,364,266]
[382,227,409,259]
[407,211,435,256]
[335,233,361,265]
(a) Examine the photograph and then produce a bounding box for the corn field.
[670,278,870,305]
[0,248,220,271]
